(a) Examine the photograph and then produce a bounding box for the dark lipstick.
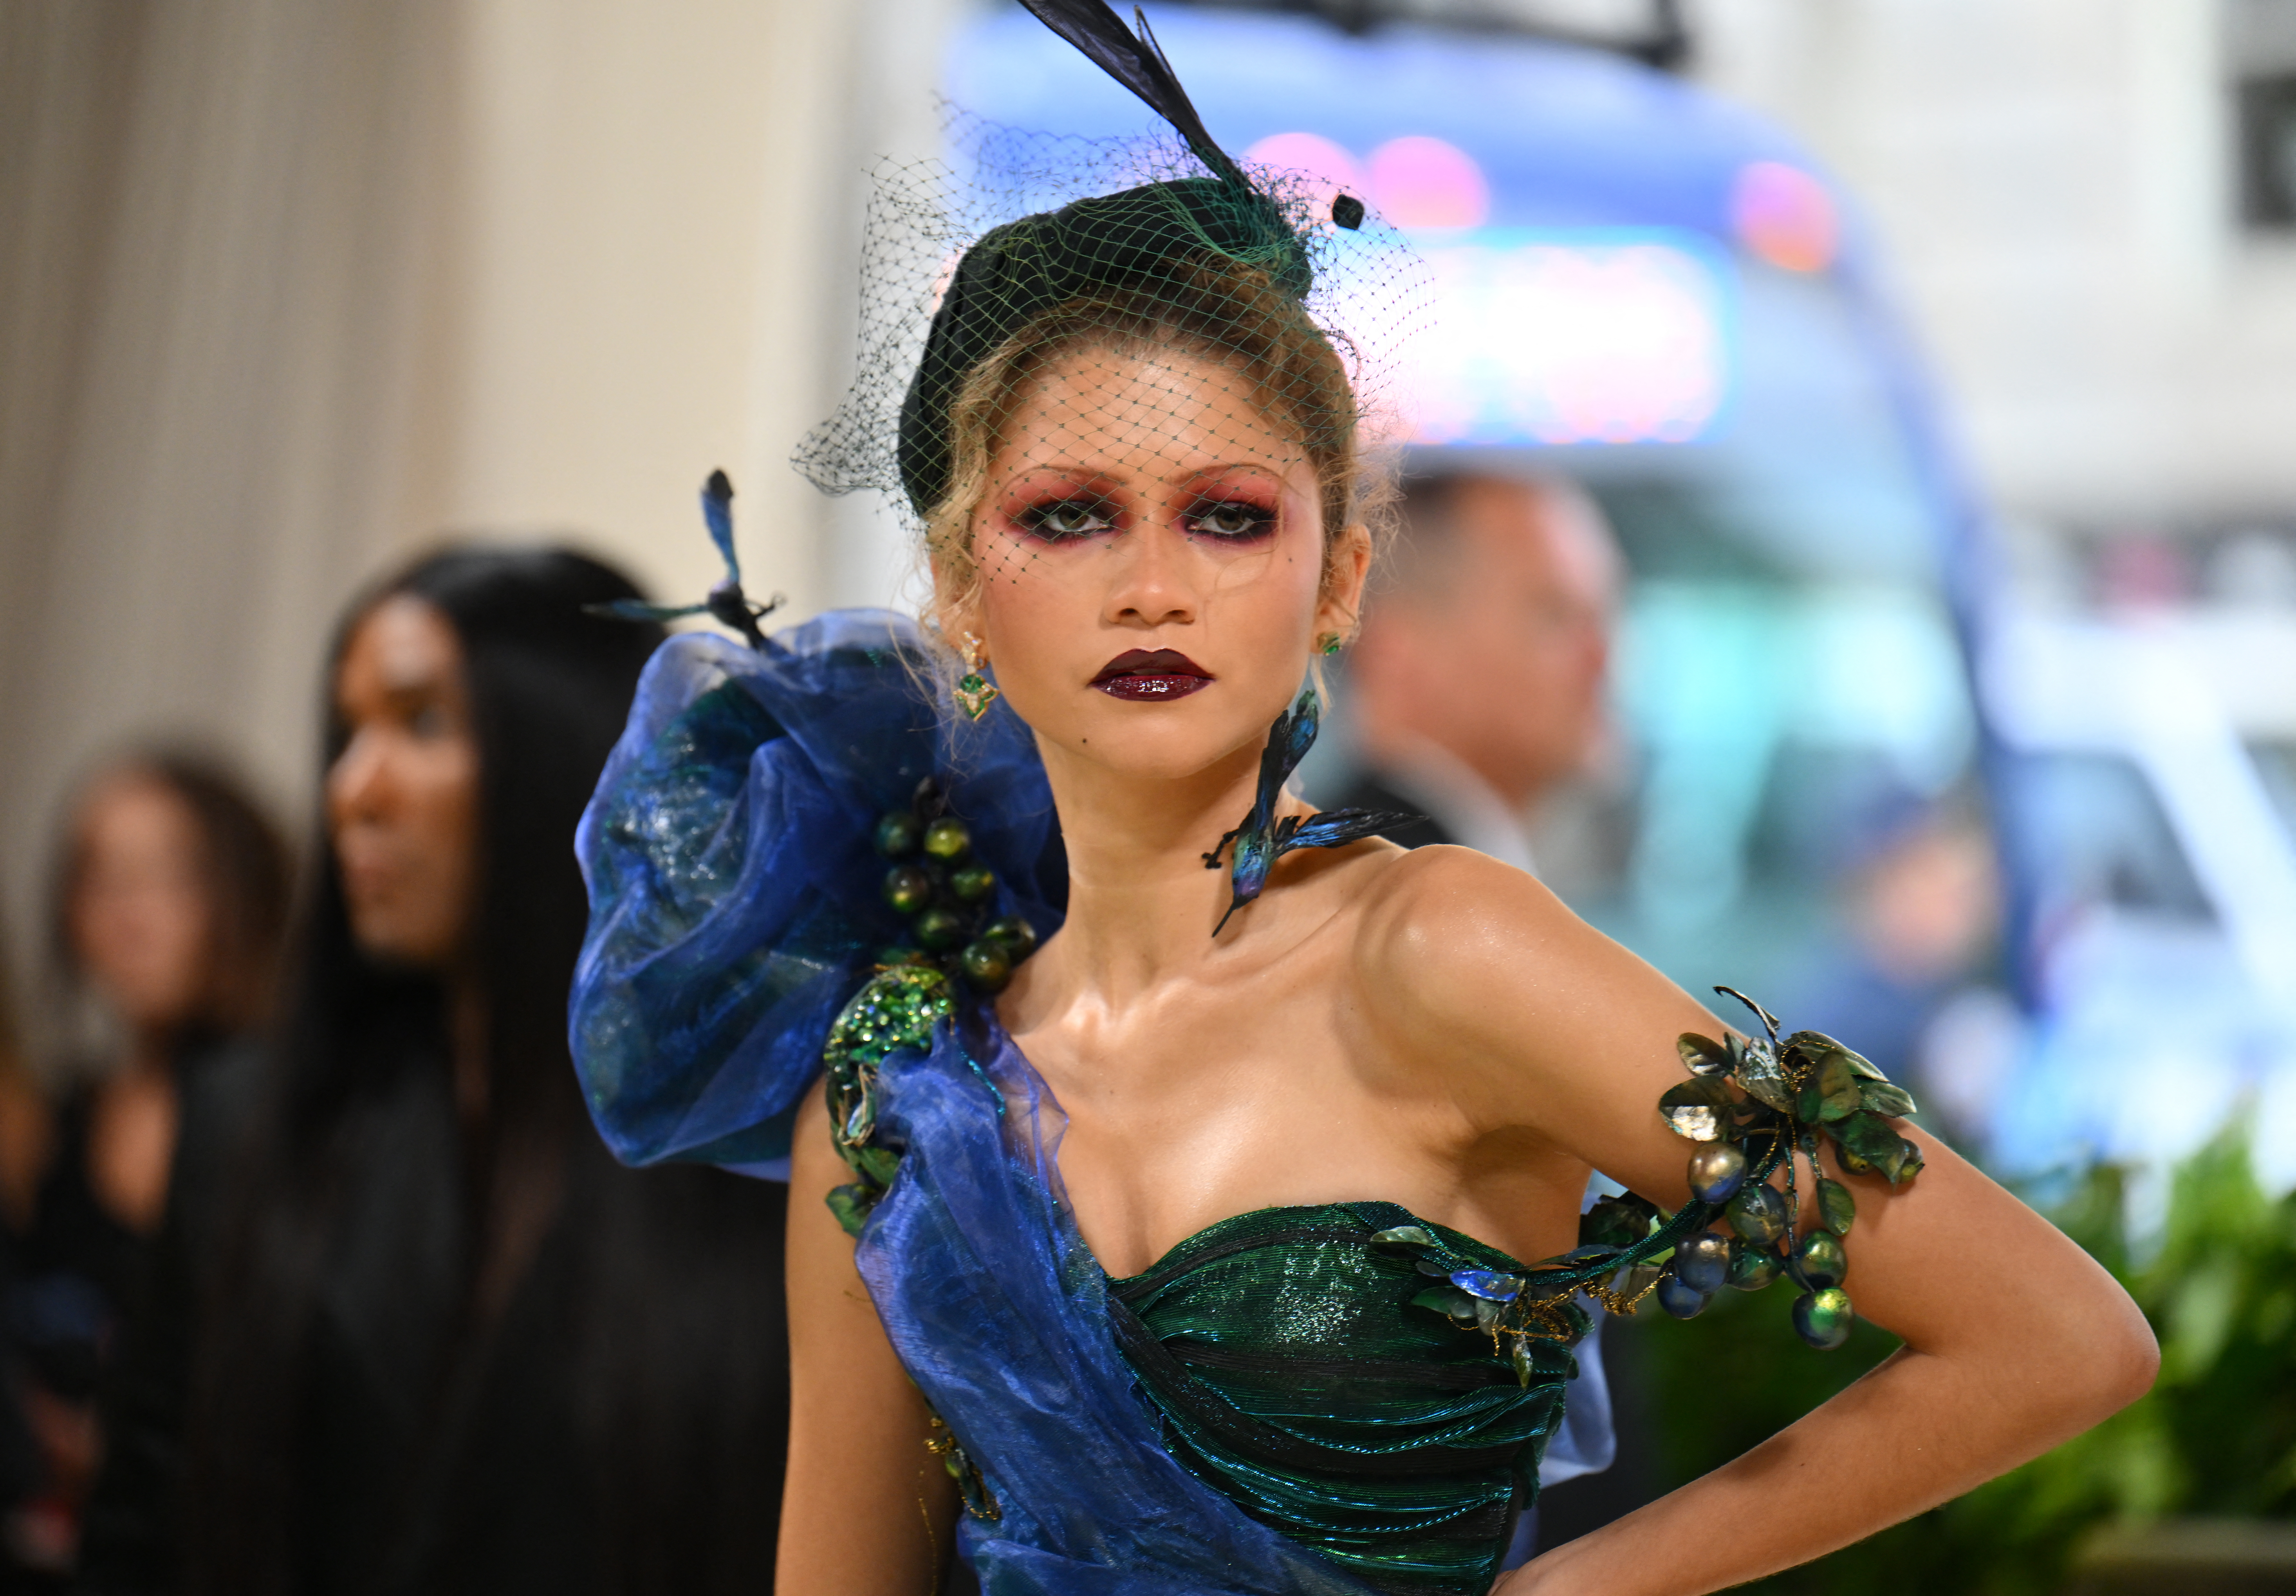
[1091,648,1214,702]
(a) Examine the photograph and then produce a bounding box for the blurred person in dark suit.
[0,754,289,1589]
[76,548,789,1596]
[1332,471,1620,869]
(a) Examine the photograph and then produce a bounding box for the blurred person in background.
[1784,799,2009,1144]
[0,942,46,1587]
[76,548,789,1596]
[1332,470,1620,869]
[0,754,289,1588]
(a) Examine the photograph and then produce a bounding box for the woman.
[572,7,2156,1593]
[78,548,789,1596]
[0,752,287,1583]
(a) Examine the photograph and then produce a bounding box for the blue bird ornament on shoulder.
[1202,682,1411,934]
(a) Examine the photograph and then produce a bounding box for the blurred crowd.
[0,549,788,1596]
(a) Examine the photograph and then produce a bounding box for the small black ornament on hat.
[1331,193,1366,230]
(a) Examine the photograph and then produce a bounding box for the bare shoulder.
[1339,844,1715,1105]
[1347,846,1595,1014]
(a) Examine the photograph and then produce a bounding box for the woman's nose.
[1103,523,1199,629]
[326,730,390,824]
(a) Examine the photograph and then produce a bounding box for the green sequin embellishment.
[819,964,1001,1522]
[823,964,953,1237]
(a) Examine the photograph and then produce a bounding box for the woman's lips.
[1091,648,1214,702]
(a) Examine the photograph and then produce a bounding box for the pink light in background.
[1730,161,1838,273]
[1367,136,1489,230]
[1405,239,1727,446]
[1242,131,1365,211]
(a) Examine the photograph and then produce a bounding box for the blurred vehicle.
[947,5,1986,1062]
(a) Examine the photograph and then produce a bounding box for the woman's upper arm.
[1357,849,2156,1400]
[779,1082,958,1594]
[1356,847,1729,1206]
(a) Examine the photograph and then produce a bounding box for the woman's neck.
[1032,735,1283,1003]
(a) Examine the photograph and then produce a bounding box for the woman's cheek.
[976,562,1075,722]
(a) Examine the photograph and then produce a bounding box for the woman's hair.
[925,252,1387,632]
[184,546,785,1594]
[48,750,293,1039]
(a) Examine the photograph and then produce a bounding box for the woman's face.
[947,344,1367,785]
[69,775,213,1032]
[326,595,480,971]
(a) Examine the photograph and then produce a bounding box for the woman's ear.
[1317,523,1373,641]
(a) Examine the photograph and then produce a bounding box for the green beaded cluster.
[823,964,954,1237]
[1650,986,1922,1349]
[874,780,1039,993]
[1392,988,1919,1361]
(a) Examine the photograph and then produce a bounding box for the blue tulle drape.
[570,611,1064,1169]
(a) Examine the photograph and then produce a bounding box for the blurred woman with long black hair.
[0,752,288,1588]
[78,547,789,1596]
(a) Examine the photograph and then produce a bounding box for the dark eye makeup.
[1005,482,1281,545]
[1184,497,1279,542]
[1015,495,1119,541]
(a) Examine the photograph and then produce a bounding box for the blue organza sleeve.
[569,609,1063,1169]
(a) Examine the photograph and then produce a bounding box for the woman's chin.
[1031,707,1269,787]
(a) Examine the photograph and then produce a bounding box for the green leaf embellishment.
[1834,1110,1921,1184]
[1816,1177,1858,1236]
[1677,1032,1733,1077]
[926,1414,1001,1522]
[1579,1193,1660,1251]
[1730,1035,1797,1113]
[1786,1030,1886,1082]
[851,1142,902,1189]
[821,965,955,1237]
[1412,1286,1481,1324]
[1859,1079,1918,1119]
[1660,1078,1732,1141]
[825,1185,873,1235]
[1369,1224,1437,1250]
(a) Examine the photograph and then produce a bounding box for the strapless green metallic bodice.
[1103,1201,1583,1596]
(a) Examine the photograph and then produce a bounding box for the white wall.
[0,0,938,1010]
[1694,0,2296,527]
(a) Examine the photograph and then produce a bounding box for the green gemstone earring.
[953,632,1000,721]
[1316,631,1343,656]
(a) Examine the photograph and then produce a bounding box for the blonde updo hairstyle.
[923,251,1390,667]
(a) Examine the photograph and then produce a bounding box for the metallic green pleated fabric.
[1104,1201,1580,1596]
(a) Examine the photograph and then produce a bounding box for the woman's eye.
[1187,501,1277,540]
[1019,498,1115,540]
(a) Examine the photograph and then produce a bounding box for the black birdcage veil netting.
[792,109,1433,596]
